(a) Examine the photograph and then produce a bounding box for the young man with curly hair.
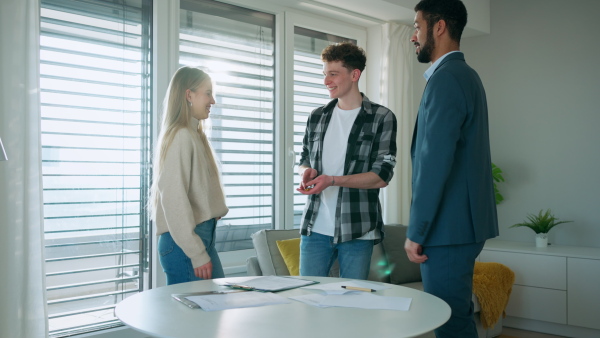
[297,42,397,279]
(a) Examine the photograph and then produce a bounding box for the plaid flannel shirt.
[298,94,397,244]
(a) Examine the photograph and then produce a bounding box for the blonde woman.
[150,67,228,285]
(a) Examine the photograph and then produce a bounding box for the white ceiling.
[224,0,490,37]
[314,0,417,23]
[288,0,491,37]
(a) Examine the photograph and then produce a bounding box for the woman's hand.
[194,261,213,279]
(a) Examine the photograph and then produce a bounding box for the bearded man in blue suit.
[404,0,499,337]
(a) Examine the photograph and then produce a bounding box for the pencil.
[341,285,376,292]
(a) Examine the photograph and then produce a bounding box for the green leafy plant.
[509,209,573,234]
[492,163,505,205]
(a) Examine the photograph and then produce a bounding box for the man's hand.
[296,168,318,193]
[404,238,428,264]
[296,174,333,195]
[194,261,213,280]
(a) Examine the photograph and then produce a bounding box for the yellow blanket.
[472,262,515,329]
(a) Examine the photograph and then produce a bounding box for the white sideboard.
[480,239,600,337]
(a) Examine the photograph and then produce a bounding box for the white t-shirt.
[311,105,379,240]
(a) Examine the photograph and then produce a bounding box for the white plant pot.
[535,233,548,248]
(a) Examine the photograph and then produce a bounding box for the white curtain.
[381,23,416,226]
[0,0,48,337]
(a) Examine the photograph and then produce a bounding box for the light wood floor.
[500,327,566,338]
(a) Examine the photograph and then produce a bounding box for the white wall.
[420,0,600,247]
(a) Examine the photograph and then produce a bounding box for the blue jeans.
[158,218,224,285]
[299,232,373,280]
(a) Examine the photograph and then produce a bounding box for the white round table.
[115,276,450,338]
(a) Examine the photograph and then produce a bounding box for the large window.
[179,0,275,251]
[38,0,367,335]
[40,0,152,336]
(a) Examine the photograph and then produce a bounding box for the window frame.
[39,0,154,336]
[37,0,380,336]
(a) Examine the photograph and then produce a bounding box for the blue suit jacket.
[408,52,499,246]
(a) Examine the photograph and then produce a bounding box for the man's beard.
[416,29,435,63]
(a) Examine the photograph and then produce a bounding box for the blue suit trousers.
[421,241,485,338]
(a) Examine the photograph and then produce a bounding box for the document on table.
[290,292,412,311]
[225,276,318,292]
[183,291,291,311]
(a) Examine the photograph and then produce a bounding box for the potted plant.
[492,163,504,205]
[509,209,573,247]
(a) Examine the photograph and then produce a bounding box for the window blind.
[292,27,355,227]
[40,0,152,336]
[179,0,275,251]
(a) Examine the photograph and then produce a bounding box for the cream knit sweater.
[154,123,228,268]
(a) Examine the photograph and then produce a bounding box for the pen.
[171,295,201,309]
[227,284,256,291]
[341,286,376,292]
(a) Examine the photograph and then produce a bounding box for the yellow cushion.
[276,238,300,276]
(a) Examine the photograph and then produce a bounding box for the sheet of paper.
[302,280,389,294]
[226,276,318,292]
[288,293,331,308]
[185,291,290,311]
[320,293,412,311]
[290,293,412,311]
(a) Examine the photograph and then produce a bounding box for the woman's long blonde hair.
[149,66,219,218]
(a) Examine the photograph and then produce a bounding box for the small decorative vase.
[535,233,548,248]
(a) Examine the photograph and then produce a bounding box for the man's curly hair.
[321,42,366,72]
